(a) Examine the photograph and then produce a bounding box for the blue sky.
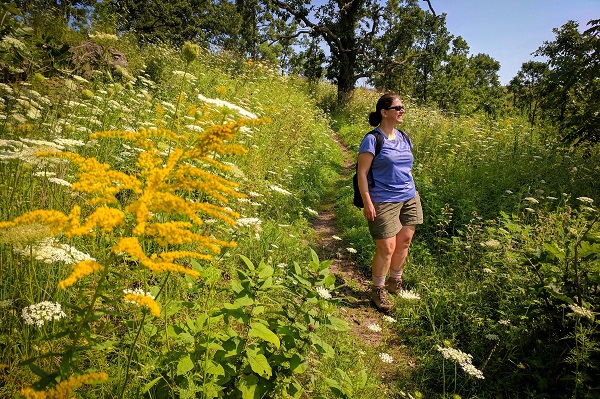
[424,0,600,84]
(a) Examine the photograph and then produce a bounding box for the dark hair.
[368,93,401,126]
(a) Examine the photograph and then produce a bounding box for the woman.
[357,93,423,312]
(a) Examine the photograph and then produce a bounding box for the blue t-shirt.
[358,127,416,203]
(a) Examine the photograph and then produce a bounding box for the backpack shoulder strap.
[365,129,385,157]
[397,130,412,149]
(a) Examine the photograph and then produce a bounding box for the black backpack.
[352,130,384,208]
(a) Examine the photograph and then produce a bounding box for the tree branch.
[422,0,437,17]
[270,0,351,53]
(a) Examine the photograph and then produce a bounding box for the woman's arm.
[357,151,376,221]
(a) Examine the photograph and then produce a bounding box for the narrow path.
[310,131,415,395]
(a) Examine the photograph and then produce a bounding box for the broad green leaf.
[311,334,334,357]
[310,248,320,266]
[325,316,350,331]
[249,322,280,349]
[251,306,265,316]
[234,295,255,307]
[205,359,225,376]
[292,273,312,287]
[239,254,256,271]
[579,241,600,259]
[356,368,368,389]
[544,242,565,259]
[141,376,163,394]
[259,276,273,291]
[293,262,302,275]
[246,347,272,378]
[258,261,274,279]
[286,381,304,398]
[238,373,259,399]
[319,259,333,271]
[177,354,194,375]
[177,332,195,344]
[290,354,307,374]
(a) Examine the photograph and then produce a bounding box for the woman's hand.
[363,202,376,221]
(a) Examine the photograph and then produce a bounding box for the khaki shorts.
[368,192,423,239]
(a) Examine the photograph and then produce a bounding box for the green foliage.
[510,19,600,145]
[139,251,346,398]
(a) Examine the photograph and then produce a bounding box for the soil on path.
[310,132,415,395]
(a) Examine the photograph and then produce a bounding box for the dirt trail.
[310,132,415,394]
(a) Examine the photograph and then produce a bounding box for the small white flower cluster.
[568,304,595,320]
[22,301,66,327]
[397,290,421,300]
[367,323,382,332]
[306,207,318,216]
[269,185,292,196]
[54,138,86,148]
[172,70,197,83]
[236,217,262,227]
[315,286,332,300]
[197,93,258,119]
[346,247,357,254]
[123,288,154,305]
[379,352,394,363]
[47,177,72,187]
[15,238,94,265]
[331,235,342,241]
[0,299,14,308]
[383,315,397,323]
[576,196,594,204]
[436,345,484,379]
[481,239,500,248]
[524,197,539,204]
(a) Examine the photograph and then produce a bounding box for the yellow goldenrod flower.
[0,210,69,236]
[20,371,108,399]
[37,151,142,205]
[113,237,201,278]
[123,293,161,316]
[58,260,105,289]
[158,250,213,263]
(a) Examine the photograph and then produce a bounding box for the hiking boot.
[386,277,403,294]
[371,286,393,313]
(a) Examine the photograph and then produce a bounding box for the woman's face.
[381,99,405,125]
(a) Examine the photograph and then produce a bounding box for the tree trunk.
[337,51,355,105]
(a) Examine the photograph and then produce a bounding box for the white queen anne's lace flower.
[315,286,332,300]
[397,290,421,300]
[379,352,394,363]
[22,301,66,327]
[197,93,257,119]
[568,304,595,320]
[269,185,292,196]
[367,323,382,332]
[436,345,484,379]
[15,238,94,264]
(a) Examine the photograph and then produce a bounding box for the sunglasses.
[385,105,405,111]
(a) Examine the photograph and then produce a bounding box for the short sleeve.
[358,133,377,155]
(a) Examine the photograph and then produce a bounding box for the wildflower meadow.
[1,30,599,399]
